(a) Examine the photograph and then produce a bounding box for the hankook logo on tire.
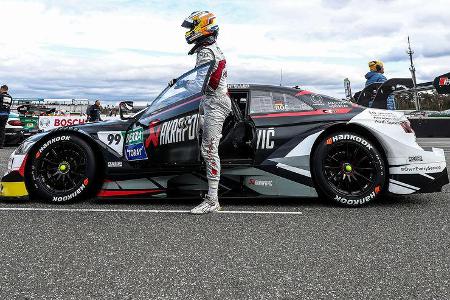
[334,191,376,205]
[38,136,71,154]
[52,179,87,202]
[331,134,373,150]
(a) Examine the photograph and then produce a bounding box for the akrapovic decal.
[125,127,148,161]
[256,128,275,150]
[158,114,199,146]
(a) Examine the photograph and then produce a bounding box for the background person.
[365,60,395,110]
[86,100,102,122]
[174,11,231,214]
[0,85,13,148]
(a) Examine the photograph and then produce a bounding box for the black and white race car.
[1,63,448,206]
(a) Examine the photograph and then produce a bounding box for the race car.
[1,62,448,206]
[4,112,34,145]
[4,113,25,145]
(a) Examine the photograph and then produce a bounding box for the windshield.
[147,62,213,114]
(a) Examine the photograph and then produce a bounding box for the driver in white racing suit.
[173,11,231,214]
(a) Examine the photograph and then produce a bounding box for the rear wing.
[350,72,450,108]
[17,104,55,116]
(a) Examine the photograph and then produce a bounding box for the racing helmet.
[369,60,384,72]
[181,11,219,44]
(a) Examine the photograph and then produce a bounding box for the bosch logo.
[439,77,450,86]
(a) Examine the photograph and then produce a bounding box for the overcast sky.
[0,0,449,101]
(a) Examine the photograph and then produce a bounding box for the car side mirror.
[119,101,134,120]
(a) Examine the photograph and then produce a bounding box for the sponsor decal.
[327,101,351,108]
[273,100,285,110]
[125,144,147,161]
[331,134,373,150]
[52,178,88,202]
[257,128,275,150]
[400,165,443,173]
[145,120,161,148]
[408,155,423,163]
[158,114,199,146]
[38,116,87,131]
[249,179,273,187]
[39,118,51,128]
[125,127,148,161]
[126,127,144,145]
[310,95,325,106]
[334,190,376,205]
[37,135,71,156]
[228,84,250,89]
[368,110,401,125]
[439,77,449,86]
[107,161,123,168]
[55,118,86,127]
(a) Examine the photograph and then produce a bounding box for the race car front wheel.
[312,132,386,206]
[27,133,99,203]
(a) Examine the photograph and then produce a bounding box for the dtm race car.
[1,62,448,206]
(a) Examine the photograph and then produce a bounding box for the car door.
[248,88,316,165]
[123,62,213,172]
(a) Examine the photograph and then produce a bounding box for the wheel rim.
[36,141,88,193]
[322,141,377,197]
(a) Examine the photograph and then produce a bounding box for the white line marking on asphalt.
[0,207,303,215]
[218,210,303,215]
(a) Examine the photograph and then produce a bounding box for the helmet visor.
[181,20,194,29]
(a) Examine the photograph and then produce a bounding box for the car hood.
[23,119,133,144]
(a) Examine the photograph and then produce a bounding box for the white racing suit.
[195,42,231,192]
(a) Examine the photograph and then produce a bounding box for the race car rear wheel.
[27,133,99,203]
[312,132,386,206]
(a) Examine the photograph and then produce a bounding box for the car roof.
[227,84,301,94]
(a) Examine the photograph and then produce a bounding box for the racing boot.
[190,194,221,214]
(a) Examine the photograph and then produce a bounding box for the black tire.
[26,133,100,203]
[312,132,386,206]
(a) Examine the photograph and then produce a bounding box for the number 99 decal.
[107,133,122,145]
[98,131,125,155]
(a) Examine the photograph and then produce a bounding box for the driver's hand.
[168,78,177,87]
